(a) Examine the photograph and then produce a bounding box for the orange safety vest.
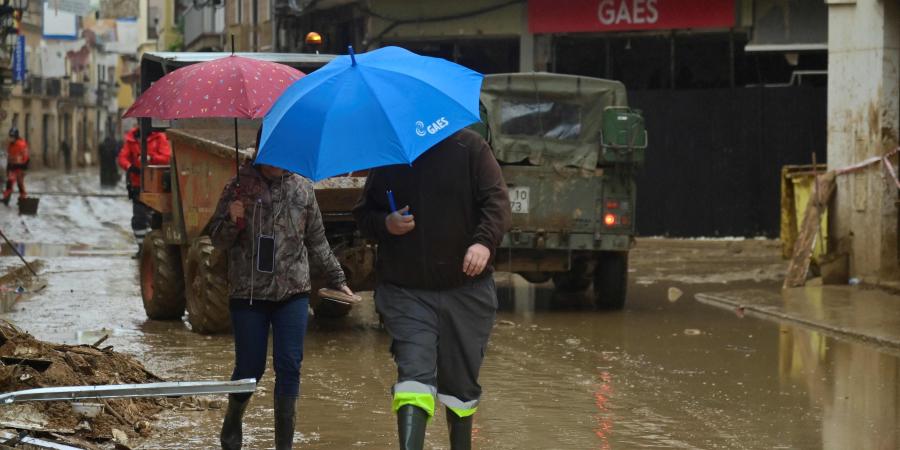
[7,138,29,165]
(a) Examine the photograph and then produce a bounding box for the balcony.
[69,82,85,98]
[23,76,43,95]
[183,5,224,51]
[45,79,61,97]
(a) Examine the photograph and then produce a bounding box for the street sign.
[12,35,26,83]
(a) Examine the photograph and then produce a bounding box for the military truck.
[479,73,646,309]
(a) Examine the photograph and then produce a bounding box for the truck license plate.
[509,187,530,214]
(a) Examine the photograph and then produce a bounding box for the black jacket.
[353,129,511,290]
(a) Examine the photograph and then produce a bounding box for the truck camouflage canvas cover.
[480,73,628,169]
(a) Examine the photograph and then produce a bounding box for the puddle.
[76,328,137,345]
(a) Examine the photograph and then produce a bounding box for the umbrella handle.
[348,45,357,66]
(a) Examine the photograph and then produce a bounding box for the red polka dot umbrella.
[122,54,305,183]
[123,55,304,120]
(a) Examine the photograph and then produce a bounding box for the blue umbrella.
[256,46,484,181]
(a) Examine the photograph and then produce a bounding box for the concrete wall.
[827,0,900,280]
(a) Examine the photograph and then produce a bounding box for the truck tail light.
[606,200,620,210]
[604,213,617,227]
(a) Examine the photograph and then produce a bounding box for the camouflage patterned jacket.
[208,165,346,301]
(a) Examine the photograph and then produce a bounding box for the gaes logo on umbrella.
[415,117,450,137]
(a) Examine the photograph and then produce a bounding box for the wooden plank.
[784,171,836,288]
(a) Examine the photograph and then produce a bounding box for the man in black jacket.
[354,128,511,450]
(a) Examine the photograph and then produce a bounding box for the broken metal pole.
[0,378,257,404]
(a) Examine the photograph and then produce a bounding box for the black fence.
[630,86,826,237]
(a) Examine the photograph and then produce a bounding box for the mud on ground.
[0,320,164,447]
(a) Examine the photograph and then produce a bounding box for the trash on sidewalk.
[667,287,683,302]
[0,320,165,444]
[0,320,256,448]
[784,171,836,288]
[17,197,40,215]
[0,429,84,450]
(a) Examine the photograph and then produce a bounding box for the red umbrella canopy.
[123,55,305,119]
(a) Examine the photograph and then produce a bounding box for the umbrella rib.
[311,70,356,180]
[363,65,482,124]
[238,59,257,119]
[354,68,411,161]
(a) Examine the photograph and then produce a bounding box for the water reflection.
[495,273,595,314]
[593,369,614,450]
[779,325,900,449]
[1,242,131,257]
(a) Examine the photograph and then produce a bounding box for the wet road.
[2,170,900,449]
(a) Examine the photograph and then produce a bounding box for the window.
[24,114,31,143]
[498,99,583,140]
[148,6,160,39]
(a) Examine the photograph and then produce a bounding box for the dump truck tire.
[185,237,231,334]
[552,259,591,292]
[593,251,628,310]
[139,230,186,320]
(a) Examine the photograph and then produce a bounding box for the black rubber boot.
[446,408,473,450]
[396,405,428,450]
[220,394,250,450]
[274,396,297,450]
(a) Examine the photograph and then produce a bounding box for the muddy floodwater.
[3,170,900,449]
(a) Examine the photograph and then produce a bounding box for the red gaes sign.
[528,0,735,34]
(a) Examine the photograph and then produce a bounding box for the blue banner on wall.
[12,35,26,82]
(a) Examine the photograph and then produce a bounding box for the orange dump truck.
[134,53,374,334]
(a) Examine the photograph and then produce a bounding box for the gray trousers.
[375,276,497,417]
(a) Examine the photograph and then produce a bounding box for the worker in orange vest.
[2,127,29,206]
[117,126,171,256]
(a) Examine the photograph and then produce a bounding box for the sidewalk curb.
[695,291,900,354]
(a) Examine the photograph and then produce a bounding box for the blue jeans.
[229,295,309,400]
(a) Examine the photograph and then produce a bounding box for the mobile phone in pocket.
[257,234,275,273]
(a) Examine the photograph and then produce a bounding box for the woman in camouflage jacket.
[209,138,354,450]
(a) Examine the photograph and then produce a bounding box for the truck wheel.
[552,259,591,292]
[593,251,628,310]
[139,230,186,320]
[185,237,231,334]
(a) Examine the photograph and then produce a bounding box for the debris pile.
[0,320,165,448]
